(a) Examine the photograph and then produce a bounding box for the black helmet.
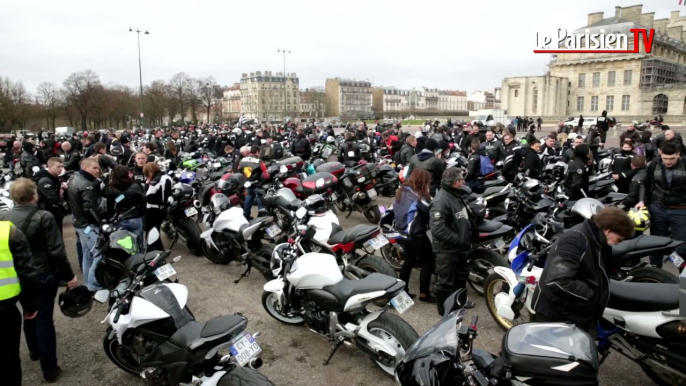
[58,286,93,318]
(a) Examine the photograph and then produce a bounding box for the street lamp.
[277,49,290,122]
[129,27,149,128]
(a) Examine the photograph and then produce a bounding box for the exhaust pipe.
[193,200,201,209]
[248,358,263,369]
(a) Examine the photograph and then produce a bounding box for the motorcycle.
[261,213,419,377]
[334,162,382,223]
[161,183,203,256]
[94,230,275,386]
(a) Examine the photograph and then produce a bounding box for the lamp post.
[129,27,149,128]
[277,49,290,122]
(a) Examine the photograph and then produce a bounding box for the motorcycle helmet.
[326,136,336,144]
[598,158,612,174]
[58,286,93,318]
[232,128,242,136]
[628,207,650,232]
[180,171,196,184]
[571,198,605,220]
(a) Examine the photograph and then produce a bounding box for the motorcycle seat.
[478,220,503,233]
[238,217,273,239]
[607,280,679,312]
[208,171,225,180]
[124,251,165,271]
[484,180,504,188]
[482,186,507,197]
[171,315,247,350]
[265,193,302,210]
[611,235,672,258]
[328,224,377,245]
[323,273,399,301]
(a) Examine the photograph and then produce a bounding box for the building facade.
[222,83,241,122]
[372,87,412,115]
[438,91,468,112]
[240,71,300,123]
[324,78,373,120]
[299,86,326,120]
[502,5,686,120]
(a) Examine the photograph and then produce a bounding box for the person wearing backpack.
[290,127,311,160]
[406,138,444,196]
[466,139,492,191]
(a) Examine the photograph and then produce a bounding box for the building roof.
[582,16,636,28]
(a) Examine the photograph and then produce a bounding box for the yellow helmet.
[628,207,650,232]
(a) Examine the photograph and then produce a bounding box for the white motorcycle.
[94,229,275,386]
[262,207,419,376]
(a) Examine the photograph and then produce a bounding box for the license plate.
[368,234,389,250]
[230,333,262,367]
[494,238,506,249]
[154,264,176,281]
[213,162,221,168]
[184,207,198,217]
[367,189,377,199]
[330,192,337,201]
[265,224,282,237]
[389,291,414,314]
[669,252,684,268]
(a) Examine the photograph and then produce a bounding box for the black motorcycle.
[162,182,203,256]
[334,162,382,223]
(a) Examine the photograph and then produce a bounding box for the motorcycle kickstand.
[323,337,345,366]
[234,263,252,284]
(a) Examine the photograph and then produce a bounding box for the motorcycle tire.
[484,273,532,331]
[103,326,143,375]
[348,255,397,280]
[362,205,381,224]
[179,217,203,256]
[218,366,276,386]
[380,243,405,271]
[255,243,277,281]
[365,312,420,377]
[468,249,509,297]
[202,240,231,265]
[261,291,305,325]
[627,267,679,284]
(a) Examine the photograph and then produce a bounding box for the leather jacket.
[67,170,103,228]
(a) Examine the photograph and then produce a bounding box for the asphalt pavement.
[18,202,653,386]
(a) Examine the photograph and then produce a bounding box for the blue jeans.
[120,217,144,251]
[23,270,59,377]
[76,225,101,291]
[243,186,264,220]
[649,205,686,267]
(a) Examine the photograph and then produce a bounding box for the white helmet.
[571,198,604,220]
[232,128,242,136]
[326,136,336,144]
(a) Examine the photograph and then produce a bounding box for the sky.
[1,0,683,95]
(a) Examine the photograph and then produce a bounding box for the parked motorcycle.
[334,162,382,223]
[161,183,203,256]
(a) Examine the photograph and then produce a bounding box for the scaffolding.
[640,58,686,90]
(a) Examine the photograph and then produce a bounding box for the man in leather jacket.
[637,141,686,267]
[622,156,646,208]
[429,167,477,315]
[61,141,81,171]
[0,178,77,382]
[339,132,361,165]
[20,142,42,179]
[533,207,633,330]
[466,140,486,191]
[564,144,590,200]
[407,138,444,196]
[214,132,232,155]
[131,152,148,191]
[34,158,68,234]
[291,128,312,160]
[397,135,416,166]
[67,158,103,291]
[481,130,505,162]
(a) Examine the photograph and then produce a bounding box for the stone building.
[324,78,373,120]
[502,5,686,121]
[222,83,241,122]
[240,71,300,122]
[372,87,468,117]
[438,91,468,111]
[299,86,326,120]
[372,87,412,114]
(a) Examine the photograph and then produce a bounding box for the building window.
[592,72,600,87]
[623,70,632,86]
[532,88,538,113]
[607,71,616,87]
[591,96,598,111]
[578,73,586,88]
[577,96,584,111]
[514,90,518,97]
[606,95,614,111]
[621,95,630,110]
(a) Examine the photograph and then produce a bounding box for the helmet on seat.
[58,286,93,318]
[571,198,604,220]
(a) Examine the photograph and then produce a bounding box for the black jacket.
[408,150,445,196]
[533,220,610,330]
[67,170,103,228]
[105,183,145,219]
[503,145,523,181]
[214,136,232,155]
[522,147,543,178]
[482,139,505,162]
[429,184,476,254]
[34,169,66,215]
[611,151,634,193]
[339,140,361,164]
[397,143,415,166]
[63,149,81,171]
[0,204,74,282]
[20,150,41,178]
[596,116,609,132]
[466,149,486,181]
[562,147,574,163]
[291,134,312,159]
[623,167,646,207]
[0,224,39,313]
[462,133,486,154]
[619,130,641,144]
[564,157,590,200]
[643,157,686,208]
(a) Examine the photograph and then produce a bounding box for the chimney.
[668,26,682,40]
[588,11,604,26]
[615,6,622,20]
[671,10,681,24]
[622,5,643,24]
[654,18,669,33]
[640,12,655,29]
[241,73,247,78]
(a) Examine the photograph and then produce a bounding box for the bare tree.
[36,82,63,131]
[199,76,218,124]
[169,72,191,124]
[62,70,101,131]
[186,78,202,124]
[144,80,169,126]
[0,77,32,132]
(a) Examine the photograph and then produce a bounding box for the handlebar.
[113,303,124,323]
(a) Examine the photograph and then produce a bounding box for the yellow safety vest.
[0,221,20,300]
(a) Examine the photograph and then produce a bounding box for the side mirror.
[280,165,288,174]
[295,207,307,219]
[147,228,160,246]
[93,289,110,304]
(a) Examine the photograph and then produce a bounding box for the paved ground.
[17,200,656,386]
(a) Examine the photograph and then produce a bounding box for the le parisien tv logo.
[534,28,655,53]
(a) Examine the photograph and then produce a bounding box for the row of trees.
[0,70,222,133]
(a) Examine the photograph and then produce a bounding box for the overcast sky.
[1,0,682,95]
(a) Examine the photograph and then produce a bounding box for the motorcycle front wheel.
[366,312,419,377]
[178,217,203,256]
[201,240,231,265]
[103,327,142,375]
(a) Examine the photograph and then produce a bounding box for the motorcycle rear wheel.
[179,217,203,256]
[363,206,381,224]
[218,366,275,386]
[344,255,397,280]
[380,243,404,271]
[627,267,678,284]
[468,249,509,297]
